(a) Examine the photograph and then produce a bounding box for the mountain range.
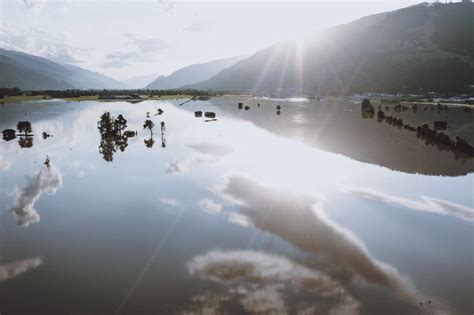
[145,56,245,89]
[1,2,473,94]
[192,2,474,95]
[0,48,124,90]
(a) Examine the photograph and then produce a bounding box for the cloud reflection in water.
[0,257,42,283]
[9,164,63,227]
[206,176,433,313]
[346,187,474,223]
[188,250,360,314]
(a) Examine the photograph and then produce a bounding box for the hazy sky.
[0,0,426,81]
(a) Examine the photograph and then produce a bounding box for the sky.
[0,0,427,82]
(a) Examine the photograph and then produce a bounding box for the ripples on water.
[0,98,473,314]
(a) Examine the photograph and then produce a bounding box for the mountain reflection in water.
[0,99,472,314]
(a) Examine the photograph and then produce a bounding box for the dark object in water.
[434,121,448,130]
[197,96,210,101]
[361,99,374,119]
[123,131,136,137]
[361,99,371,107]
[195,111,203,118]
[156,108,164,115]
[42,131,51,139]
[2,129,16,141]
[204,112,216,118]
[205,118,218,122]
[257,103,260,107]
[276,105,281,110]
[394,104,409,113]
[44,156,51,169]
[238,102,243,109]
[276,110,281,115]
[144,137,155,148]
[244,106,250,110]
[377,110,385,122]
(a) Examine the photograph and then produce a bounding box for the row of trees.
[0,87,21,98]
[17,88,238,98]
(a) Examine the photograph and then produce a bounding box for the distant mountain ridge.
[0,48,124,90]
[146,56,246,89]
[192,2,474,95]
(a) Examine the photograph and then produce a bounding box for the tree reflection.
[18,136,33,148]
[360,99,375,119]
[161,121,166,148]
[97,112,129,162]
[144,137,155,148]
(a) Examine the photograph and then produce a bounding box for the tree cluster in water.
[2,121,35,148]
[361,99,474,162]
[97,112,129,162]
[97,112,167,161]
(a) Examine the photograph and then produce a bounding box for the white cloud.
[101,36,166,68]
[0,27,87,63]
[346,187,474,223]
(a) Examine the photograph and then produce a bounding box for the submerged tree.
[97,112,129,162]
[114,114,127,135]
[361,99,375,119]
[143,120,154,135]
[17,121,32,136]
[98,112,115,136]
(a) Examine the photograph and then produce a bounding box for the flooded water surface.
[0,98,473,314]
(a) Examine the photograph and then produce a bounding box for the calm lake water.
[0,98,473,314]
